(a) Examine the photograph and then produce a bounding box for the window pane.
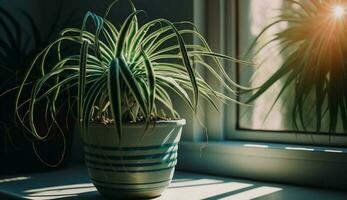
[237,0,343,133]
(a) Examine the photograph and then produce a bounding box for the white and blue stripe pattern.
[83,120,185,199]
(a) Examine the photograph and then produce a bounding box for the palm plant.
[16,1,247,141]
[246,0,347,133]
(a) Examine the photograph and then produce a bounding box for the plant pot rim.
[89,119,186,127]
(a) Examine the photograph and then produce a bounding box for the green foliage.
[247,0,347,133]
[16,1,245,141]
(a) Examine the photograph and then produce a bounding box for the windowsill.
[177,141,347,190]
[0,163,346,200]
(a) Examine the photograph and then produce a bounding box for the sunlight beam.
[223,186,282,200]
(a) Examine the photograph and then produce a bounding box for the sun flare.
[333,5,345,18]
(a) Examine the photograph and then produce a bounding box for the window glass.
[238,0,291,131]
[237,0,344,133]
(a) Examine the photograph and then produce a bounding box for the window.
[229,0,347,146]
[178,1,347,189]
[187,0,347,147]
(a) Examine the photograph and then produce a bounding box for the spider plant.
[246,0,347,133]
[15,0,247,141]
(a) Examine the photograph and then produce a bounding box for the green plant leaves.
[108,59,122,140]
[161,20,199,112]
[141,48,156,115]
[119,57,149,119]
[15,0,245,142]
[115,10,143,57]
[78,41,89,128]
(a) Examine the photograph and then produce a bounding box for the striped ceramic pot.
[83,119,185,199]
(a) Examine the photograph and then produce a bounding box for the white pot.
[83,119,186,199]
